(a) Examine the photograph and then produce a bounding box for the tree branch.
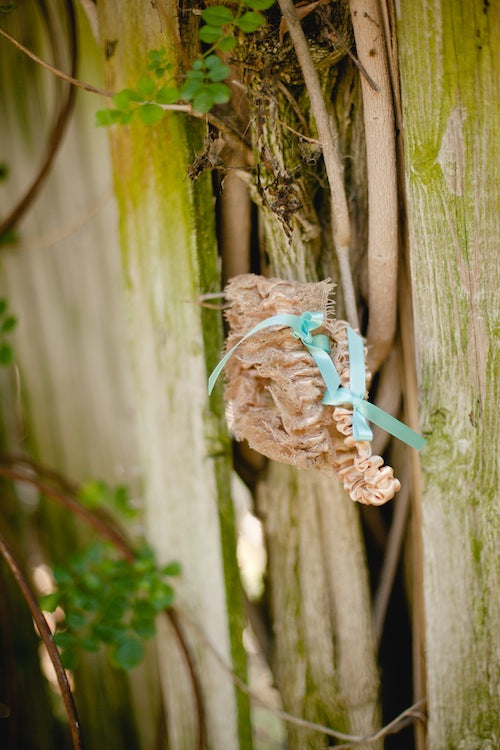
[349,0,399,373]
[0,24,110,96]
[0,25,251,155]
[276,0,359,329]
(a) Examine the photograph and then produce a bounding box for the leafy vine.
[96,1,275,122]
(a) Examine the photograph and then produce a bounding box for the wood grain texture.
[249,35,381,742]
[398,1,500,745]
[0,5,155,748]
[97,2,251,748]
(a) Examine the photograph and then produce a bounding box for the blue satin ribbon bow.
[208,311,426,451]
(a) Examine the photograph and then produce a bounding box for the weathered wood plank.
[398,1,500,744]
[97,2,252,748]
[0,4,156,748]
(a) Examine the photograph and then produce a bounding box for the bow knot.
[292,312,323,346]
[208,310,426,451]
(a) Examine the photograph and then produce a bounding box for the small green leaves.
[0,298,17,366]
[1,315,16,334]
[96,2,275,126]
[39,591,60,612]
[146,49,172,77]
[79,480,137,519]
[156,86,181,104]
[96,77,167,128]
[112,88,140,109]
[110,634,144,670]
[246,0,275,9]
[0,3,18,15]
[40,542,180,671]
[205,55,230,81]
[217,35,237,52]
[138,103,164,125]
[201,6,234,26]
[180,56,231,113]
[95,108,126,127]
[136,76,156,98]
[198,1,270,47]
[237,11,265,32]
[198,24,224,44]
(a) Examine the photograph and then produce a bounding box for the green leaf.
[65,611,87,629]
[199,25,223,43]
[207,63,230,82]
[136,76,156,97]
[81,542,106,564]
[60,648,79,670]
[161,560,182,577]
[79,480,109,508]
[0,4,18,15]
[118,110,135,125]
[138,103,165,125]
[54,631,77,648]
[80,572,101,591]
[237,11,265,32]
[192,59,205,71]
[112,90,133,109]
[134,599,157,618]
[0,299,7,316]
[0,163,8,181]
[1,315,17,333]
[102,595,128,622]
[150,583,175,610]
[186,69,206,81]
[205,55,230,81]
[71,591,99,611]
[180,79,203,101]
[39,592,60,612]
[201,6,233,25]
[147,48,166,63]
[0,229,17,247]
[205,54,221,68]
[95,108,121,127]
[123,88,143,102]
[0,343,13,365]
[80,637,100,652]
[111,635,144,670]
[208,82,231,104]
[192,89,216,113]
[246,0,274,9]
[53,565,72,585]
[156,86,180,105]
[92,622,124,644]
[132,616,156,639]
[217,35,237,52]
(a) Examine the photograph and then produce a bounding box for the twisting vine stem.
[0,0,77,237]
[0,530,83,750]
[0,454,427,746]
[0,461,206,750]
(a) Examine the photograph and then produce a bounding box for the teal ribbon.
[208,311,426,451]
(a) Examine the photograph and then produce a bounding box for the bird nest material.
[222,274,400,505]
